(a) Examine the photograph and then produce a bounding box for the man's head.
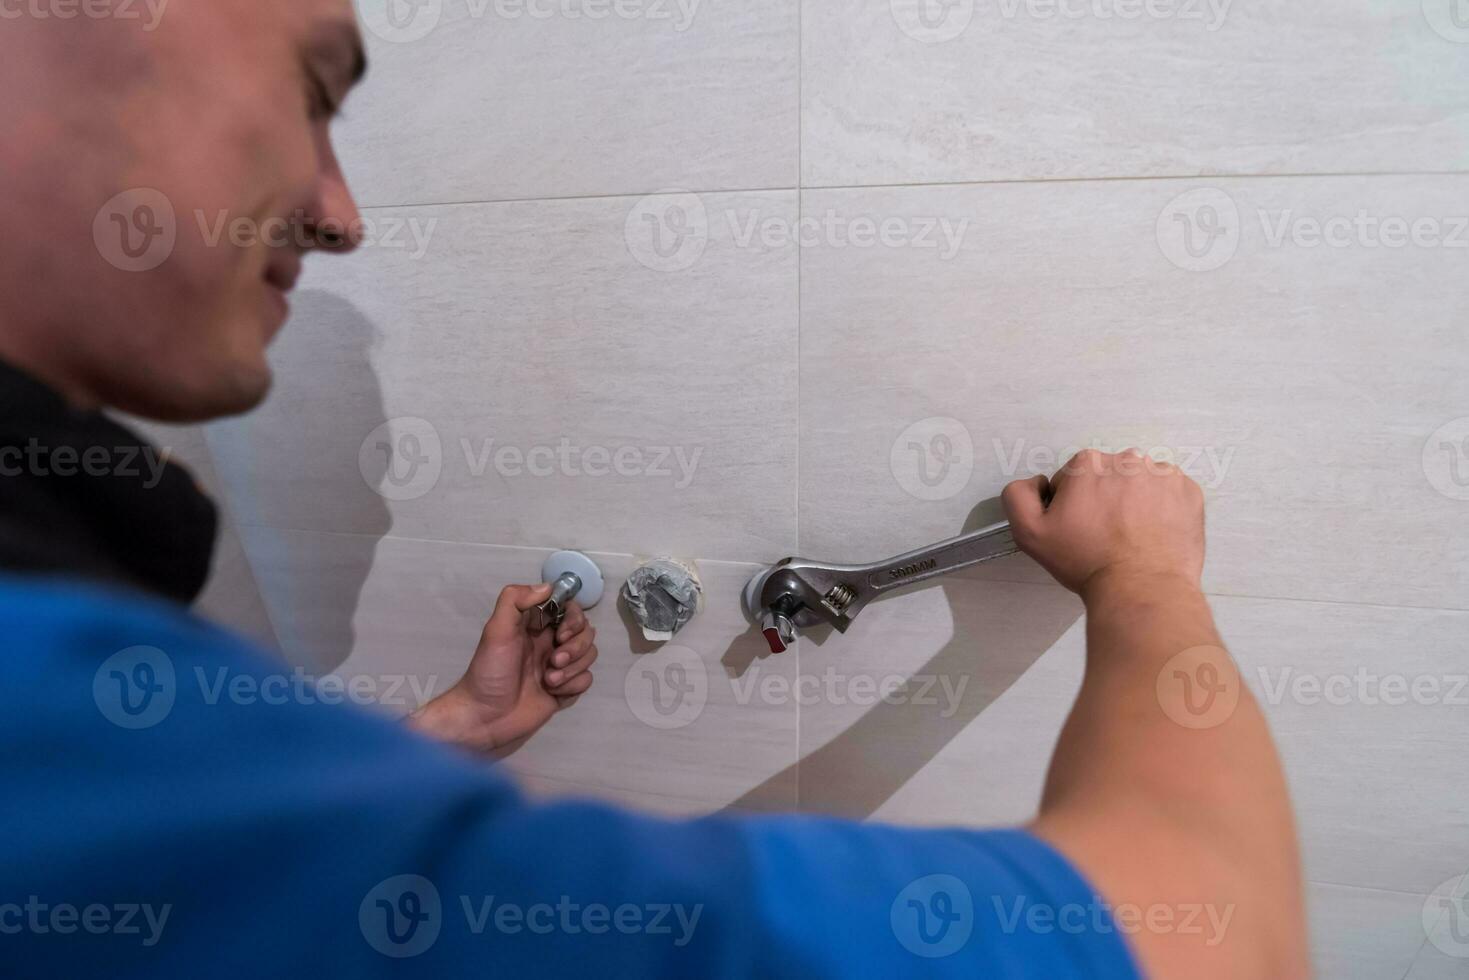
[0,0,366,421]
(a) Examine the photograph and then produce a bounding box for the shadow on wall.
[722,499,1082,820]
[206,289,392,675]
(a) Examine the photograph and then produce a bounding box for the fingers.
[1001,474,1051,546]
[1052,447,1103,493]
[556,602,588,645]
[1052,448,1194,495]
[1116,447,1170,478]
[481,582,554,644]
[550,670,594,702]
[546,628,598,687]
[1052,447,1132,495]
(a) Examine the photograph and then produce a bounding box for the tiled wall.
[178,1,1469,975]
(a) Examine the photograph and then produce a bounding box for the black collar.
[0,360,217,604]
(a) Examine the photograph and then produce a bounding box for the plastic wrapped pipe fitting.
[620,557,702,642]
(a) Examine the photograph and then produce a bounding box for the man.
[0,2,1308,976]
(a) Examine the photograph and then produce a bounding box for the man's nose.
[309,144,364,252]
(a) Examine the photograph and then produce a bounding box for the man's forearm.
[408,687,502,754]
[1032,571,1307,978]
[1042,571,1253,817]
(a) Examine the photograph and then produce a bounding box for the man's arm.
[7,576,1139,979]
[1003,450,1309,979]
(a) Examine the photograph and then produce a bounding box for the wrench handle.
[863,521,1018,597]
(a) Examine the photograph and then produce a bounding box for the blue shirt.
[1,576,1140,978]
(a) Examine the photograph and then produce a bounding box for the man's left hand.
[409,583,598,753]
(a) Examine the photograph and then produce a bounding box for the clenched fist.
[1002,449,1205,601]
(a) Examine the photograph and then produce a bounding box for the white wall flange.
[542,550,604,608]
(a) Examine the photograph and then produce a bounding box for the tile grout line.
[1397,940,1428,980]
[1403,886,1454,978]
[1308,877,1435,900]
[228,520,768,568]
[356,169,1469,213]
[1186,587,1469,616]
[953,573,1469,617]
[1307,876,1436,980]
[793,0,803,814]
[228,520,1469,617]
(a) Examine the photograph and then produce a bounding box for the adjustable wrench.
[742,519,1020,654]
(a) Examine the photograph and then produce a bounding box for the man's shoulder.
[0,572,486,780]
[0,570,522,831]
[3,572,238,634]
[1,572,262,682]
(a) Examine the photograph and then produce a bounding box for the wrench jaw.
[741,518,1019,655]
[743,561,866,655]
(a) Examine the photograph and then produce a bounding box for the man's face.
[0,0,366,421]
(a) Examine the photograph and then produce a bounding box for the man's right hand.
[1001,448,1206,602]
